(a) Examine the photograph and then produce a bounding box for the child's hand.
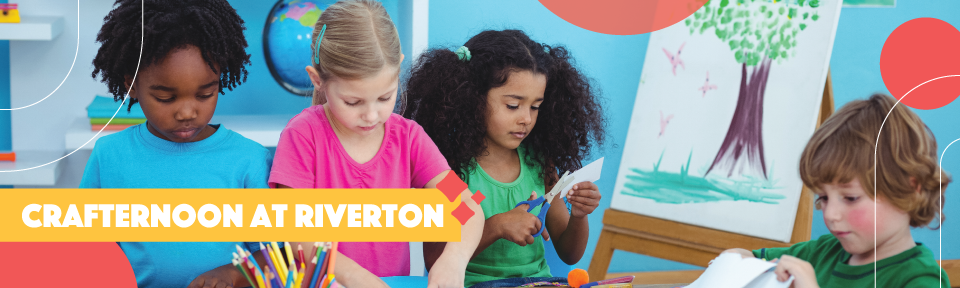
[496,191,549,245]
[187,264,242,288]
[772,255,819,288]
[566,181,601,218]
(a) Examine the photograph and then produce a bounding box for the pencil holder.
[0,4,20,23]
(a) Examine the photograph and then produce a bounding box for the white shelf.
[0,16,64,41]
[65,115,295,150]
[0,150,64,185]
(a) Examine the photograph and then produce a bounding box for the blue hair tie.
[313,24,327,65]
[455,46,471,62]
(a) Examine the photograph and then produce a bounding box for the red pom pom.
[568,268,590,288]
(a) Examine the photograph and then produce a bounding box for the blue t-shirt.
[80,123,271,288]
[80,123,270,189]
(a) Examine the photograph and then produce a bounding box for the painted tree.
[684,0,822,179]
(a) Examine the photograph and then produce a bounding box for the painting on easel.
[611,0,843,242]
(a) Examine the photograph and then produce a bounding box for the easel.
[587,70,835,282]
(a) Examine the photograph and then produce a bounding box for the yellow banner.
[1,189,465,242]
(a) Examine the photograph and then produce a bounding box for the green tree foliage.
[683,0,821,66]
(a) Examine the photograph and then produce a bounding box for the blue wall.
[428,0,960,273]
[822,0,960,261]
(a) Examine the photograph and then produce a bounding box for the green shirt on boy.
[753,234,949,287]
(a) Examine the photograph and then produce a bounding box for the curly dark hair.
[91,0,251,110]
[402,29,606,183]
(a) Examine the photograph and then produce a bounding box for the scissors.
[514,171,576,237]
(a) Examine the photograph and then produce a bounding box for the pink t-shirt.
[269,105,451,277]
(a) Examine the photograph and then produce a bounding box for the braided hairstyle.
[92,0,250,110]
[403,30,606,184]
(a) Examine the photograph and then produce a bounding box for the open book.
[685,253,795,288]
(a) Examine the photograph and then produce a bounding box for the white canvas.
[611,0,843,242]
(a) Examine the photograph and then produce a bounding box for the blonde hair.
[799,93,951,228]
[310,0,402,105]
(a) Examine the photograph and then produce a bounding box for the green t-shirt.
[463,145,552,287]
[753,234,949,287]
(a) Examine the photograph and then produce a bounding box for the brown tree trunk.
[705,58,772,179]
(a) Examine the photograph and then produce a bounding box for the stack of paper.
[685,253,794,288]
[86,95,146,131]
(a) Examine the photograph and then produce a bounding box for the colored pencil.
[238,257,258,288]
[579,276,636,288]
[296,263,305,288]
[253,263,266,288]
[327,242,338,276]
[325,276,335,288]
[308,242,319,266]
[307,255,318,288]
[318,243,331,280]
[298,244,306,268]
[261,243,282,286]
[302,242,317,288]
[309,246,326,288]
[317,274,328,288]
[264,266,274,288]
[239,245,265,278]
[245,260,261,288]
[271,265,285,288]
[285,263,295,288]
[285,242,296,271]
[272,242,288,281]
[312,242,323,279]
[269,244,287,284]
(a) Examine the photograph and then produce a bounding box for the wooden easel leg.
[588,229,616,281]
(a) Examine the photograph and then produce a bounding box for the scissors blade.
[545,171,574,205]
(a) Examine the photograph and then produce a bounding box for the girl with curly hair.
[403,29,607,287]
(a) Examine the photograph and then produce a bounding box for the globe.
[263,0,334,96]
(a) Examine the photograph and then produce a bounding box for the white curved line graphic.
[0,1,143,173]
[1,0,80,111]
[938,138,959,286]
[875,74,960,286]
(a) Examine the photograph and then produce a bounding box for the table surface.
[379,276,686,288]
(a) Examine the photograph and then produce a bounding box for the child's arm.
[544,181,601,264]
[187,264,243,288]
[186,247,274,288]
[422,170,484,288]
[331,251,390,288]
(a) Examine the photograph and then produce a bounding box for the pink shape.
[663,42,686,76]
[659,110,674,138]
[4,242,136,287]
[698,71,718,97]
[880,17,960,110]
[286,2,317,20]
